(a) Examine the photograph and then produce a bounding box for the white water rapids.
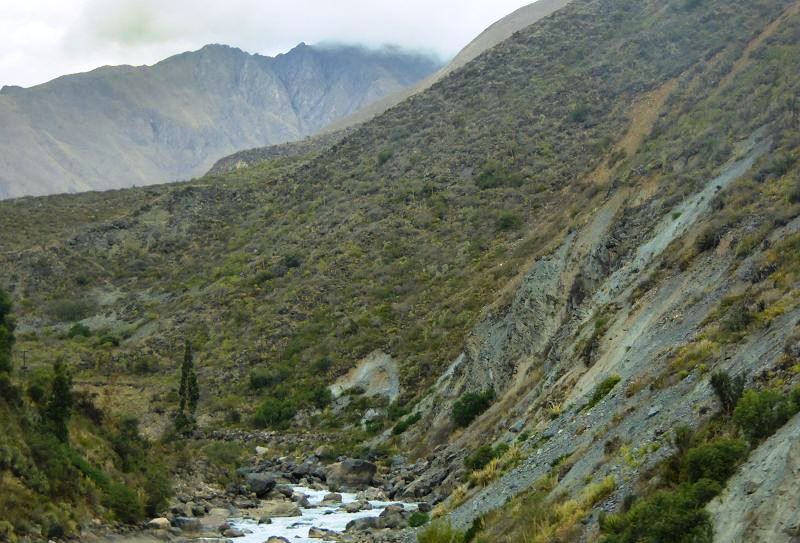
[227,487,418,543]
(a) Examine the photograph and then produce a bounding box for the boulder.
[291,492,310,507]
[308,527,340,539]
[346,517,379,532]
[265,538,290,543]
[326,459,377,489]
[223,528,245,538]
[378,504,408,529]
[417,502,432,513]
[147,518,171,530]
[322,492,342,503]
[256,500,301,518]
[244,472,277,497]
[357,487,387,501]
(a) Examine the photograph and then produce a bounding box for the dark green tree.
[45,360,73,442]
[0,288,15,374]
[176,340,199,429]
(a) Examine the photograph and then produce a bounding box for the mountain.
[208,0,573,174]
[1,0,800,540]
[0,43,440,199]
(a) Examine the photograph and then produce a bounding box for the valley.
[1,0,800,542]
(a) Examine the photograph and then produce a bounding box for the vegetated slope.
[1,7,800,539]
[208,0,574,175]
[0,43,440,199]
[1,0,795,435]
[321,0,573,132]
[388,2,800,542]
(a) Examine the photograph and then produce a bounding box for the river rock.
[223,528,245,538]
[326,459,377,489]
[291,492,310,507]
[322,492,342,503]
[244,473,277,497]
[265,538,290,543]
[147,518,171,530]
[417,502,432,513]
[346,517,379,532]
[255,500,301,518]
[308,527,340,539]
[377,504,408,529]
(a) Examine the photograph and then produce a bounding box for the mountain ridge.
[0,42,440,200]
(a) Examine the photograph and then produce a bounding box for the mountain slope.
[208,0,573,175]
[0,44,440,199]
[1,0,800,540]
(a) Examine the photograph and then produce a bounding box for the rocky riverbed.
[128,452,434,543]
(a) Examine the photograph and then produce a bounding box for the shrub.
[104,483,144,523]
[393,412,422,435]
[733,388,798,442]
[683,437,747,483]
[253,397,297,429]
[418,520,464,543]
[451,389,495,428]
[584,375,621,411]
[709,371,745,416]
[249,366,289,390]
[46,299,95,322]
[409,511,430,528]
[695,225,722,253]
[377,147,394,166]
[464,443,509,471]
[600,487,713,543]
[496,212,522,231]
[475,161,523,190]
[67,323,91,338]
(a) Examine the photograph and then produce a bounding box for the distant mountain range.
[0,43,440,199]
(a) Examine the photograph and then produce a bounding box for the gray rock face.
[0,43,440,199]
[708,414,800,542]
[326,459,377,489]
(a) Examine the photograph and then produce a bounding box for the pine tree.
[176,340,199,430]
[0,289,15,374]
[46,360,73,442]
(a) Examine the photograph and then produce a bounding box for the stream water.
[227,487,417,543]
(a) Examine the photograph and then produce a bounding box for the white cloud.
[0,0,534,87]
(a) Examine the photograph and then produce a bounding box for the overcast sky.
[0,0,534,88]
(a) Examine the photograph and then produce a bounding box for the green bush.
[451,389,495,428]
[733,388,799,442]
[104,483,144,523]
[249,366,289,390]
[67,323,91,338]
[464,443,509,471]
[600,487,713,543]
[475,161,523,190]
[418,520,464,543]
[253,397,297,429]
[684,437,747,484]
[584,375,621,411]
[393,412,422,435]
[46,299,95,322]
[496,212,522,231]
[709,371,745,416]
[409,511,431,528]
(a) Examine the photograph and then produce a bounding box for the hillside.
[0,43,439,199]
[1,0,800,541]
